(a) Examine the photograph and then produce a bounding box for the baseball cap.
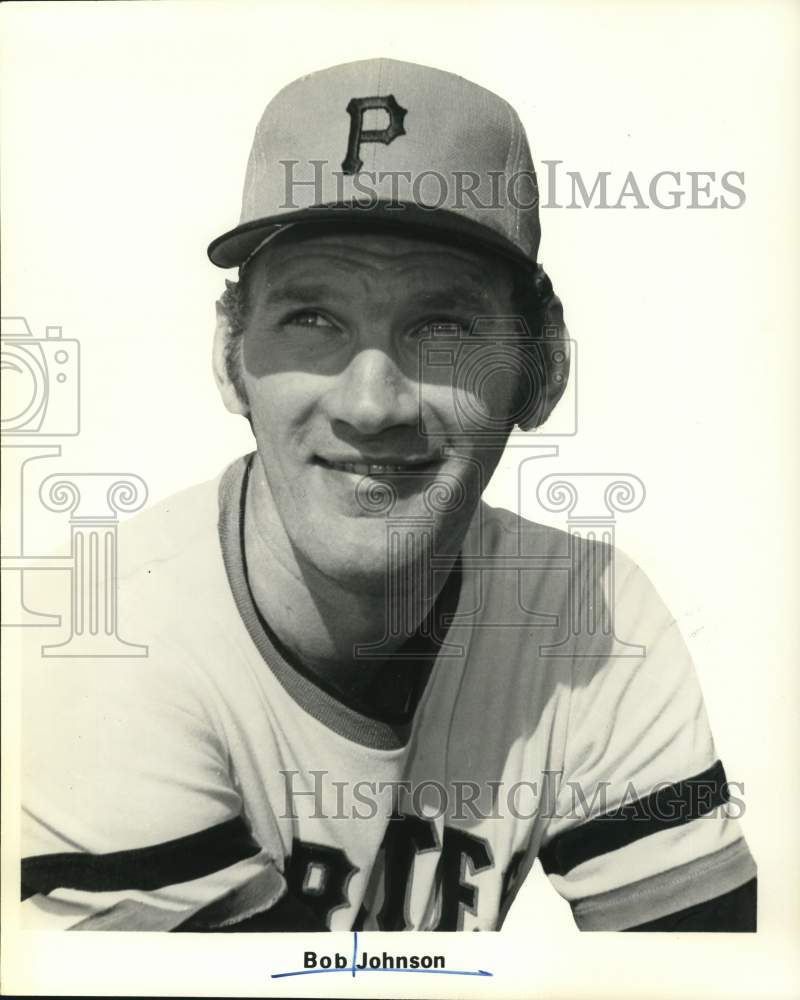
[208,58,541,271]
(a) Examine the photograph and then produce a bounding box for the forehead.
[246,228,515,293]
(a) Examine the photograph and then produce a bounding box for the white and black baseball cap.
[208,58,542,271]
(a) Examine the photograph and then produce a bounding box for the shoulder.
[22,456,253,761]
[478,499,637,571]
[116,465,230,579]
[477,499,636,597]
[114,455,249,634]
[478,499,573,557]
[475,500,674,654]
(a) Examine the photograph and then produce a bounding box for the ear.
[213,301,250,417]
[517,269,570,432]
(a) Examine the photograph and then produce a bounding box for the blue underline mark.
[271,967,493,979]
[271,930,493,980]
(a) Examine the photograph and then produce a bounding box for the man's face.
[237,228,522,585]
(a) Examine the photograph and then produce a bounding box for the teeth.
[327,461,431,475]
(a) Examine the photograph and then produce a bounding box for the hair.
[217,232,565,428]
[219,275,250,402]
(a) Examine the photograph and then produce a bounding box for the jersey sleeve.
[21,644,286,931]
[537,546,756,930]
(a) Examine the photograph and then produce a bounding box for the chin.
[302,518,431,590]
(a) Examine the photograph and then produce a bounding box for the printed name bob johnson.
[21,58,756,932]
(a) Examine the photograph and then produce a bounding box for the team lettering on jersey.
[287,815,516,930]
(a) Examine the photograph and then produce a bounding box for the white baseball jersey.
[21,453,755,931]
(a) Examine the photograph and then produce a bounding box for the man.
[21,58,755,932]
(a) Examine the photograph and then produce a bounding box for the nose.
[324,347,418,435]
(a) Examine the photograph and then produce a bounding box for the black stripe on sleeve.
[625,876,757,932]
[539,760,729,877]
[184,889,328,932]
[21,816,261,900]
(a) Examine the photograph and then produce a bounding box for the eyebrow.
[408,289,492,312]
[264,282,346,306]
[264,284,493,312]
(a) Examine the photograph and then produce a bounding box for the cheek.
[418,368,519,444]
[447,349,520,430]
[471,366,519,415]
[240,369,286,446]
[241,367,323,449]
[242,327,275,380]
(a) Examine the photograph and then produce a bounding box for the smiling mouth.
[317,457,442,476]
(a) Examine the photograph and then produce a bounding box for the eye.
[412,319,465,339]
[285,310,337,330]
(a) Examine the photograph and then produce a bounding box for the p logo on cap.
[342,95,407,174]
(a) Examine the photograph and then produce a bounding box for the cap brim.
[208,202,536,272]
